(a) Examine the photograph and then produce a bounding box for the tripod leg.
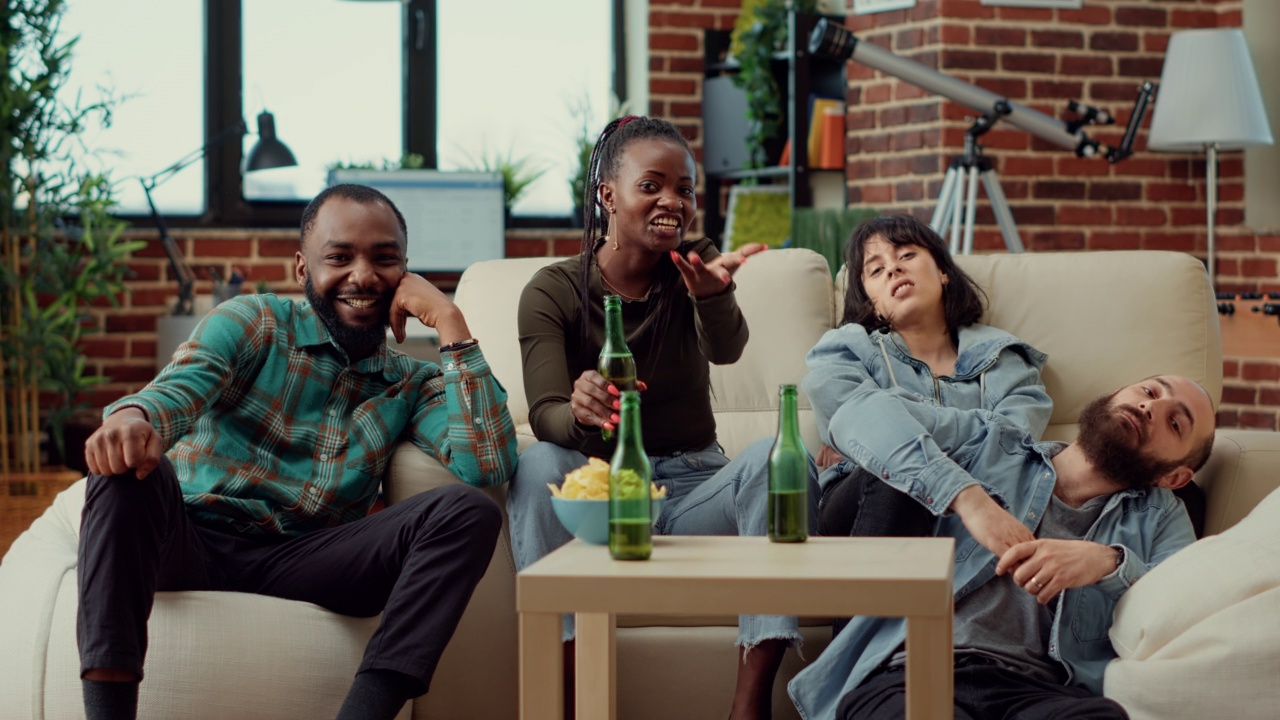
[962,165,981,255]
[980,169,1025,253]
[930,166,959,235]
[949,170,965,255]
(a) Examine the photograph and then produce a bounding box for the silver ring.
[1032,579,1044,590]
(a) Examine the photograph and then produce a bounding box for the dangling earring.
[609,207,618,250]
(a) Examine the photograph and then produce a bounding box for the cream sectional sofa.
[3,248,1278,719]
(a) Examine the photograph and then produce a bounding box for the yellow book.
[807,97,843,167]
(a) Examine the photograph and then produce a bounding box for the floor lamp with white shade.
[1147,28,1274,287]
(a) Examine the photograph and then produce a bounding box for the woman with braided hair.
[506,115,818,719]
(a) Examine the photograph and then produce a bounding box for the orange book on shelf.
[807,97,842,166]
[818,107,845,169]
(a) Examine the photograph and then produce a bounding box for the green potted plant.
[0,0,144,475]
[460,145,548,220]
[730,0,818,168]
[326,152,426,174]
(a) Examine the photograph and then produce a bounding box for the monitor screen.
[327,169,506,273]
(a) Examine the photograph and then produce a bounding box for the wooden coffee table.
[517,535,955,720]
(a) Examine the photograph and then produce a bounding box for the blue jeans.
[506,437,820,645]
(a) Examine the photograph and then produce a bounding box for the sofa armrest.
[1198,428,1280,536]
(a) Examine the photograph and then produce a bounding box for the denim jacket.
[803,322,1052,503]
[786,404,1196,719]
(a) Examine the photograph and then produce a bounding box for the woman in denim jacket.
[803,215,1052,557]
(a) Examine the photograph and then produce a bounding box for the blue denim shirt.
[786,405,1196,719]
[803,323,1051,499]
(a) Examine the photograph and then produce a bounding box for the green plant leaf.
[727,0,820,168]
[457,144,550,210]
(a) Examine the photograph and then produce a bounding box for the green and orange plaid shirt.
[106,294,517,537]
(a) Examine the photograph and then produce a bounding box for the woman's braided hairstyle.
[575,116,696,350]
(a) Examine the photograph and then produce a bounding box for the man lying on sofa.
[76,184,517,720]
[788,374,1215,720]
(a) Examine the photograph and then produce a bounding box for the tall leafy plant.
[730,0,818,168]
[0,0,143,473]
[567,93,630,225]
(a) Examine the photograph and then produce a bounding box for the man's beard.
[1076,391,1180,491]
[304,277,392,356]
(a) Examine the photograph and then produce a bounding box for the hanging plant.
[730,0,818,168]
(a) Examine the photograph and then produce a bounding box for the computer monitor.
[327,169,506,273]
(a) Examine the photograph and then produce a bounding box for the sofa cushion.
[1104,485,1280,720]
[708,248,833,456]
[453,256,559,427]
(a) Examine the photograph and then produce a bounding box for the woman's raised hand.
[670,243,767,298]
[571,370,647,433]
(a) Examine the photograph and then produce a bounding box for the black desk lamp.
[140,110,298,316]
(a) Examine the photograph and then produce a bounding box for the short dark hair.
[841,214,986,336]
[299,183,408,247]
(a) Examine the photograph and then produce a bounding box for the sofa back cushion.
[455,256,558,433]
[454,249,834,457]
[708,248,834,456]
[838,250,1222,440]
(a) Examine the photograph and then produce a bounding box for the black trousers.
[77,458,502,694]
[819,465,936,636]
[818,464,935,539]
[838,661,1129,720]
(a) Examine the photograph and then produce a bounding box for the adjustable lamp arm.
[139,179,197,316]
[140,121,249,317]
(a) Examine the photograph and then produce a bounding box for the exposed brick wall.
[1222,359,1280,430]
[844,0,1257,257]
[840,0,1277,430]
[79,0,1279,432]
[84,228,580,408]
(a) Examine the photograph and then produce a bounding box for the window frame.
[141,0,625,229]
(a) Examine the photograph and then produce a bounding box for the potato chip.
[551,457,668,501]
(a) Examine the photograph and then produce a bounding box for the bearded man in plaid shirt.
[76,184,517,720]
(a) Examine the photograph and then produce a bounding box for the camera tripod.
[929,114,1024,254]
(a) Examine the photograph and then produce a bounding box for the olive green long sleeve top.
[517,238,749,458]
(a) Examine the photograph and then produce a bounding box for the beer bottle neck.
[603,301,627,349]
[777,387,800,440]
[618,398,644,450]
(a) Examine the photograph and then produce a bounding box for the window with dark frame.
[204,0,624,229]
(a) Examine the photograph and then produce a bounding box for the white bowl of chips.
[549,458,666,545]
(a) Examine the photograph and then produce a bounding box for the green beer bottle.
[768,384,808,543]
[598,294,637,441]
[609,390,652,560]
